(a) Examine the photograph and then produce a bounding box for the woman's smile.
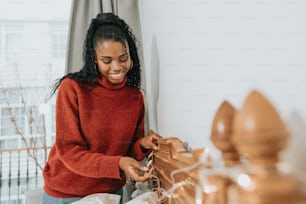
[108,70,126,81]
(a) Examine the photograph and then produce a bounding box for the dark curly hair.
[50,12,141,96]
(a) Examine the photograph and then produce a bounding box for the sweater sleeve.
[128,91,150,161]
[54,79,121,179]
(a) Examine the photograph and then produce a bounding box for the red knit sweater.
[43,76,148,198]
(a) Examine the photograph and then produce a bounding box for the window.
[0,0,71,148]
[0,1,71,203]
[0,23,22,65]
[50,23,68,59]
[1,106,25,136]
[5,24,23,64]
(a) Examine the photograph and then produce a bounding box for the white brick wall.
[139,0,306,176]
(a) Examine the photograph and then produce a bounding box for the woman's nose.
[111,61,122,70]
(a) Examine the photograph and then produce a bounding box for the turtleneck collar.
[97,76,128,90]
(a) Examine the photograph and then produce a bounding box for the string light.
[144,147,218,204]
[237,174,253,190]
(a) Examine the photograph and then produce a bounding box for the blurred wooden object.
[211,100,239,167]
[208,100,238,204]
[151,89,306,204]
[153,137,206,204]
[232,90,306,204]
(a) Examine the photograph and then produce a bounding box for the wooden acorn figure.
[211,100,239,167]
[208,100,239,204]
[232,90,306,204]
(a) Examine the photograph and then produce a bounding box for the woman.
[42,12,160,204]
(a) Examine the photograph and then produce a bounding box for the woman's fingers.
[148,133,161,150]
[120,157,154,182]
[129,162,153,182]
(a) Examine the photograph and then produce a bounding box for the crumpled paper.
[126,192,159,204]
[131,182,151,199]
[71,193,121,204]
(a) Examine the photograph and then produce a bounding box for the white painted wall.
[139,0,306,175]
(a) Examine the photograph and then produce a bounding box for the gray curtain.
[65,0,145,202]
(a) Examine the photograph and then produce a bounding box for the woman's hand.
[119,157,153,182]
[140,130,161,151]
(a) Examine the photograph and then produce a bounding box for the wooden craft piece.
[211,100,239,166]
[232,90,306,204]
[236,172,306,204]
[232,90,289,167]
[151,90,306,204]
[206,174,232,204]
[209,100,239,204]
[152,137,206,204]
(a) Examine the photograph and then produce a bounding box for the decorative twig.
[0,82,48,170]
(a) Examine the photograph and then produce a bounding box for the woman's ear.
[92,53,97,64]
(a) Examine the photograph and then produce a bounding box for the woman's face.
[94,40,132,84]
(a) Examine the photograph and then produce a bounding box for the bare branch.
[0,81,48,170]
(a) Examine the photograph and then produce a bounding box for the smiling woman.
[42,12,160,204]
[0,0,71,203]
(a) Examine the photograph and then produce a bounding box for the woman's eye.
[102,60,111,64]
[120,55,128,62]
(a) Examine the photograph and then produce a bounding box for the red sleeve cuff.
[132,139,150,161]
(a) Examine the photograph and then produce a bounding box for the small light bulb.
[237,174,252,189]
